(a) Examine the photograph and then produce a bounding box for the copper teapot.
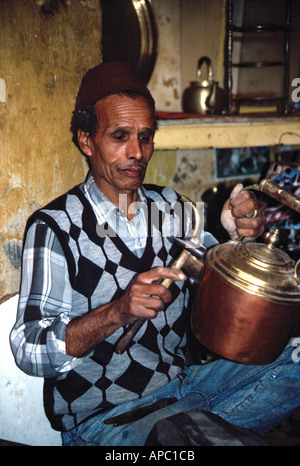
[182,231,300,365]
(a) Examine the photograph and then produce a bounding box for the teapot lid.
[208,240,300,303]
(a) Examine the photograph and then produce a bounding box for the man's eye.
[112,132,126,141]
[139,133,153,143]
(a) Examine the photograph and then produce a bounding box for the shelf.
[235,97,285,103]
[232,61,284,68]
[224,0,292,115]
[155,115,300,150]
[230,24,286,33]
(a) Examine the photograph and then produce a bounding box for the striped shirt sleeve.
[10,220,84,378]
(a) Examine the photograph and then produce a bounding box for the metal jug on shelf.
[182,56,227,114]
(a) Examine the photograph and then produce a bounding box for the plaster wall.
[0,0,102,296]
[149,0,182,112]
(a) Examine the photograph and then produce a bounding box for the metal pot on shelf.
[182,56,227,114]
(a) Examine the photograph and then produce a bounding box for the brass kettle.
[186,231,300,365]
[182,56,228,115]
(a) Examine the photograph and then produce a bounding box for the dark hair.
[70,91,158,163]
[70,104,97,158]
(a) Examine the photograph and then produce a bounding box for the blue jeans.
[62,338,300,446]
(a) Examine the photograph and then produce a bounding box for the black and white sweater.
[24,183,203,431]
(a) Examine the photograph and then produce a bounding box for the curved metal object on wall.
[101,0,157,83]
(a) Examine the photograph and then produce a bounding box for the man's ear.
[77,129,93,157]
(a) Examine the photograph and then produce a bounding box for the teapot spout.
[173,237,207,280]
[206,81,217,109]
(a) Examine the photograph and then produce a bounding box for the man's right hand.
[66,267,185,358]
[116,267,186,325]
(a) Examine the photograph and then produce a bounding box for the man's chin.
[117,176,145,191]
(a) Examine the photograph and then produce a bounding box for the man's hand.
[66,267,185,357]
[221,183,265,240]
[116,267,185,326]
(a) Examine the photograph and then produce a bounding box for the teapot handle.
[243,179,300,215]
[196,56,213,83]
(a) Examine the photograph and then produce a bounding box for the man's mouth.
[119,164,146,177]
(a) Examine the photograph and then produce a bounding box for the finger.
[131,280,173,299]
[123,307,158,324]
[131,293,168,317]
[222,184,244,212]
[235,215,263,230]
[147,283,173,303]
[229,188,256,206]
[137,267,186,285]
[145,295,167,311]
[235,215,265,235]
[120,293,163,322]
[229,183,244,200]
[236,224,265,239]
[231,198,262,218]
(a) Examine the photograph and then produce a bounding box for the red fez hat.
[75,62,155,111]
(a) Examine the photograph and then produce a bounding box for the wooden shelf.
[155,115,300,150]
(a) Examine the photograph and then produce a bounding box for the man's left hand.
[221,183,265,240]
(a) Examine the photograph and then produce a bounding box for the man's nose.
[127,137,142,160]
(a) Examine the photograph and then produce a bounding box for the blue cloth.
[62,338,300,446]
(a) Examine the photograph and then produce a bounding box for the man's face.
[82,94,156,203]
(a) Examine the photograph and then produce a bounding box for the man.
[10,62,299,446]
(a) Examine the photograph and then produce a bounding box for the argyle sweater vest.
[26,183,195,431]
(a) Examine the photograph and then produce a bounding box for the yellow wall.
[0,0,101,296]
